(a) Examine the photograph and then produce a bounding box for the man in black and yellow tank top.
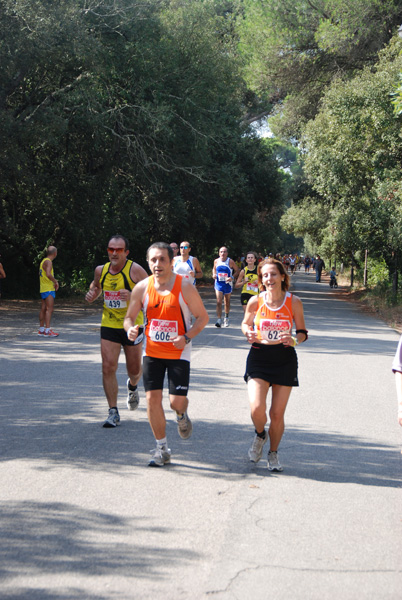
[85,235,148,428]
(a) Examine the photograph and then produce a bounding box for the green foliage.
[280,37,402,271]
[238,0,402,138]
[0,0,287,296]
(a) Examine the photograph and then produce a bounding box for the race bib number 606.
[149,319,178,342]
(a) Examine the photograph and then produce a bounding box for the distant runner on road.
[241,257,308,472]
[124,242,209,467]
[38,246,59,337]
[235,251,259,313]
[213,246,239,328]
[173,241,203,286]
[85,235,148,428]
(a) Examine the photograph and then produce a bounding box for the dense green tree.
[0,0,286,295]
[238,0,402,138]
[281,37,402,269]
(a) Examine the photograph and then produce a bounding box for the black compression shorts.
[101,326,144,346]
[143,356,190,396]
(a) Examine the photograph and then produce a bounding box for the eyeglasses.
[180,246,189,249]
[107,247,125,253]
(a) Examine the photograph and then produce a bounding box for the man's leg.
[39,298,46,328]
[223,292,231,315]
[124,342,142,388]
[215,289,223,318]
[100,338,122,408]
[146,389,166,439]
[124,341,143,410]
[44,295,55,328]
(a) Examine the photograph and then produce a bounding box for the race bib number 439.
[259,319,291,342]
[149,319,178,342]
[104,291,126,309]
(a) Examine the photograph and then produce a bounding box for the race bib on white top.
[104,290,127,309]
[259,319,291,342]
[149,319,178,342]
[218,272,229,282]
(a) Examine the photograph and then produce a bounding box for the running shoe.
[223,317,229,327]
[103,408,120,428]
[38,330,45,336]
[215,318,222,328]
[149,446,171,467]
[177,412,193,439]
[44,329,59,337]
[267,450,283,472]
[248,432,268,463]
[126,378,140,411]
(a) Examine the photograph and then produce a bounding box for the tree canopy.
[0,0,286,294]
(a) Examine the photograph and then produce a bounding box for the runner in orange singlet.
[241,258,308,472]
[124,242,209,467]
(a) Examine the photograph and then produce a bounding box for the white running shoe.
[149,446,171,467]
[103,408,120,428]
[177,412,193,439]
[215,318,222,328]
[126,378,140,411]
[223,317,229,327]
[248,432,267,463]
[268,450,283,472]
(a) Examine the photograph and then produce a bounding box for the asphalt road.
[0,272,401,599]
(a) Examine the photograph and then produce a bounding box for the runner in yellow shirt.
[38,246,59,337]
[85,235,148,428]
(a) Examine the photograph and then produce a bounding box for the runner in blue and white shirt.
[212,246,239,328]
[173,241,203,286]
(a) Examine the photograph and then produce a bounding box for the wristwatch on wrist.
[184,334,191,344]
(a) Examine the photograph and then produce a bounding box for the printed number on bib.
[218,272,228,282]
[150,319,178,342]
[104,291,126,309]
[259,319,291,342]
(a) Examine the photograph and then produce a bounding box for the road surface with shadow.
[0,272,401,599]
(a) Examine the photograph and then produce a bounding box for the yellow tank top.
[39,258,55,293]
[100,260,144,329]
[241,266,259,295]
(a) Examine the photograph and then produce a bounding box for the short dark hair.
[146,242,173,261]
[109,234,129,251]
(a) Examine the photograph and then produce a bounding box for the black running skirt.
[244,343,298,387]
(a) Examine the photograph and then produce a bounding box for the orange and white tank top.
[143,275,192,361]
[254,291,294,344]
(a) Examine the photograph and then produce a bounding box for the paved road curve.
[0,272,401,599]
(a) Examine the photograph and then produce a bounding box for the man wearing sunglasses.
[172,241,203,286]
[85,235,148,428]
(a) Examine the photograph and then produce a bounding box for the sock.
[128,381,137,391]
[45,328,50,333]
[176,411,184,419]
[156,437,167,448]
[39,327,45,332]
[255,429,266,439]
[225,313,229,318]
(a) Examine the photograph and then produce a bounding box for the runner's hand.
[127,325,139,341]
[171,336,186,349]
